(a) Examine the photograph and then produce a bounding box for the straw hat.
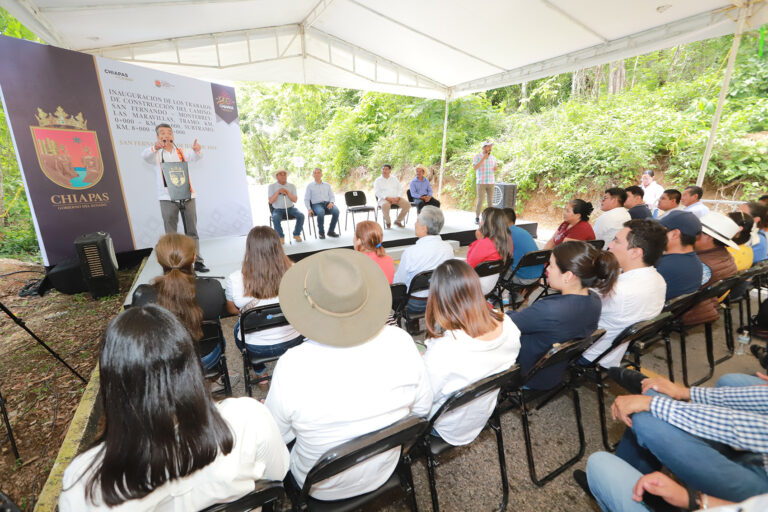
[700,212,739,249]
[278,249,392,346]
[274,169,288,177]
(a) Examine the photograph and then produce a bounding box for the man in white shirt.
[682,185,710,218]
[373,164,410,228]
[593,187,632,246]
[581,219,667,367]
[652,189,683,219]
[393,206,455,314]
[266,249,432,501]
[640,170,665,210]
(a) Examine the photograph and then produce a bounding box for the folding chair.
[376,195,410,228]
[405,189,420,211]
[285,415,428,512]
[725,263,768,335]
[493,249,551,311]
[239,303,303,397]
[200,480,285,512]
[344,191,376,231]
[200,319,232,397]
[402,270,433,335]
[501,329,605,486]
[571,313,671,451]
[390,283,408,328]
[475,259,510,309]
[586,239,605,250]
[269,204,306,241]
[421,365,521,512]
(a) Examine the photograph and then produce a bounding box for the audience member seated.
[265,249,432,500]
[131,233,227,376]
[268,169,305,243]
[374,164,410,228]
[640,169,665,210]
[503,207,544,285]
[740,201,768,264]
[354,220,394,284]
[59,305,289,511]
[304,167,339,239]
[544,199,596,249]
[225,226,304,382]
[580,220,667,368]
[681,185,710,218]
[467,207,513,294]
[422,259,520,445]
[506,241,619,389]
[409,164,440,213]
[651,188,682,219]
[727,210,755,271]
[393,206,454,315]
[624,186,652,219]
[654,211,704,300]
[593,187,632,246]
[682,212,738,326]
[761,195,768,206]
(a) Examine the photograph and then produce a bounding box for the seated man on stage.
[141,123,209,272]
[304,167,339,240]
[409,164,440,213]
[268,169,304,244]
[374,164,410,229]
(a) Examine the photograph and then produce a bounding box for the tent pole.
[438,96,450,196]
[696,2,749,188]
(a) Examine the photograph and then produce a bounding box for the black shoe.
[573,470,594,500]
[319,233,326,239]
[606,367,646,394]
[751,344,768,369]
[194,261,210,273]
[328,231,339,238]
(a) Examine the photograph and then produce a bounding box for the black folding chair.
[475,259,509,310]
[343,190,376,231]
[421,365,521,512]
[571,313,671,451]
[269,203,306,241]
[390,283,408,327]
[406,189,420,211]
[200,319,232,397]
[586,239,605,250]
[725,263,768,336]
[402,270,433,335]
[199,480,285,512]
[501,329,605,486]
[239,303,303,397]
[493,249,551,311]
[285,415,428,512]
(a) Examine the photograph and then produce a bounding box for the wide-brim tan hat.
[274,169,289,177]
[278,249,392,347]
[700,212,739,249]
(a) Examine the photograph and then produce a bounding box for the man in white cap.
[265,249,432,501]
[268,169,304,243]
[473,140,497,224]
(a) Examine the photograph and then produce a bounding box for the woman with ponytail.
[131,233,227,372]
[354,220,395,283]
[544,198,596,249]
[506,241,619,389]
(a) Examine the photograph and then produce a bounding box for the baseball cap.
[658,210,701,238]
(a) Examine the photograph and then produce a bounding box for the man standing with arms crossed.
[473,141,497,224]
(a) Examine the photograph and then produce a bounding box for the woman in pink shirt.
[354,220,395,283]
[467,207,513,268]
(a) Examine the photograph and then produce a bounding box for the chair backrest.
[199,319,224,358]
[299,415,429,502]
[589,312,672,367]
[702,275,742,302]
[408,270,433,296]
[429,365,521,429]
[474,259,507,278]
[345,190,368,207]
[406,189,414,202]
[390,283,408,315]
[523,329,606,383]
[663,290,700,317]
[240,303,290,342]
[586,239,605,250]
[199,480,284,512]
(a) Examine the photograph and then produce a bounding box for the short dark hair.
[571,199,594,222]
[605,187,628,206]
[503,207,516,225]
[728,211,753,245]
[155,123,172,135]
[685,186,703,200]
[664,189,681,204]
[643,170,654,177]
[625,185,644,198]
[759,194,768,203]
[746,201,768,229]
[623,219,667,266]
[382,164,392,171]
[680,232,698,247]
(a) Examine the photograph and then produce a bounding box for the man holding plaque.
[142,123,209,272]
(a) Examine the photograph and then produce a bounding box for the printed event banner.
[0,35,252,266]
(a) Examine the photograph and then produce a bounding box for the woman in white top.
[422,259,521,446]
[225,226,304,377]
[58,304,289,511]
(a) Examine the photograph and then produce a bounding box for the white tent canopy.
[3,0,767,100]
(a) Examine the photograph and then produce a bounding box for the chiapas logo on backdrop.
[30,107,104,190]
[211,83,238,124]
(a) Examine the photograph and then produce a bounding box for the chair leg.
[664,332,675,383]
[682,324,716,387]
[595,372,616,452]
[489,412,510,512]
[242,349,252,397]
[220,355,232,396]
[424,441,440,512]
[398,456,419,512]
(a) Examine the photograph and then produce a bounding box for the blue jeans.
[405,297,427,315]
[615,390,768,502]
[587,452,652,512]
[233,322,304,374]
[716,373,765,387]
[310,202,339,235]
[200,340,223,372]
[271,206,304,238]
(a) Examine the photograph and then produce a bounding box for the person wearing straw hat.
[409,164,440,213]
[472,140,497,224]
[264,249,432,500]
[268,169,304,243]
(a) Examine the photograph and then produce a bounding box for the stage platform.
[124,209,537,306]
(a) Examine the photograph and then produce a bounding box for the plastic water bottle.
[736,328,751,356]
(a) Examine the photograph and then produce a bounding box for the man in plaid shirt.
[472,140,497,224]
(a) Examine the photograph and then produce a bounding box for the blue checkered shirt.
[650,385,768,476]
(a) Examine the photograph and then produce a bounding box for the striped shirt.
[650,385,768,476]
[473,153,497,184]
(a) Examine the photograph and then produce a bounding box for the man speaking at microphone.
[141,123,209,272]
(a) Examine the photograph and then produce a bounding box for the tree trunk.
[521,81,528,112]
[608,60,626,94]
[592,64,603,100]
[571,69,589,99]
[630,56,639,89]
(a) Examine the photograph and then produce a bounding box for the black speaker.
[491,183,517,210]
[75,232,120,299]
[46,257,87,294]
